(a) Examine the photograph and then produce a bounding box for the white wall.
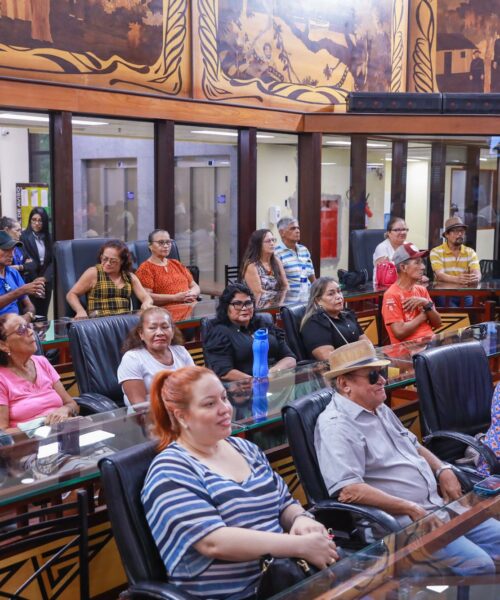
[0,127,29,217]
[405,161,430,249]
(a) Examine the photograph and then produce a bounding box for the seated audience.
[382,243,441,345]
[373,216,408,266]
[301,277,368,360]
[315,340,500,576]
[0,231,44,319]
[0,314,79,431]
[142,366,338,599]
[204,283,296,381]
[477,382,500,476]
[117,307,194,406]
[66,240,153,318]
[0,216,36,277]
[240,229,288,296]
[429,216,481,307]
[136,229,200,305]
[21,207,54,317]
[275,217,315,291]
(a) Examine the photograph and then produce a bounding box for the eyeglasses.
[101,256,120,265]
[263,237,277,244]
[6,322,34,338]
[351,368,387,385]
[391,228,409,233]
[229,300,254,310]
[153,240,174,246]
[30,218,43,224]
[448,228,466,235]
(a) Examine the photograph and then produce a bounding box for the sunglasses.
[6,322,34,338]
[229,300,254,310]
[351,368,387,385]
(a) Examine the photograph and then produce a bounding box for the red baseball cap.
[392,242,429,266]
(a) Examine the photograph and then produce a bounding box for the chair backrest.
[413,341,493,460]
[99,442,167,585]
[480,259,500,281]
[224,265,240,286]
[55,238,111,317]
[349,229,385,280]
[282,388,334,505]
[68,313,140,405]
[280,303,308,362]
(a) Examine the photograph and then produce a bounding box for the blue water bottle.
[252,328,269,379]
[252,377,269,422]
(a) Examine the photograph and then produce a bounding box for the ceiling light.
[325,140,350,146]
[367,142,389,148]
[0,113,108,126]
[190,130,274,139]
[426,586,449,594]
[367,163,383,167]
[321,162,336,166]
[71,119,108,126]
[480,157,487,162]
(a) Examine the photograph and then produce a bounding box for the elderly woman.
[66,240,153,319]
[136,229,200,305]
[204,283,296,381]
[0,313,79,431]
[0,216,36,277]
[300,277,368,361]
[142,366,338,599]
[240,229,288,297]
[117,307,194,407]
[373,216,409,266]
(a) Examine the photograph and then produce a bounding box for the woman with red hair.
[142,366,337,600]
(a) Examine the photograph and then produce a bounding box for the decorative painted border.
[411,0,437,92]
[0,0,188,96]
[390,0,407,92]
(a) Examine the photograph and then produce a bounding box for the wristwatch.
[423,301,434,312]
[435,463,454,480]
[291,510,316,525]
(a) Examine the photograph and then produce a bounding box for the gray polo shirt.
[314,392,444,525]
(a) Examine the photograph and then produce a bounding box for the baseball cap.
[0,231,22,250]
[392,242,429,266]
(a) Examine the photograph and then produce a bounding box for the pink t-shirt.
[0,355,62,428]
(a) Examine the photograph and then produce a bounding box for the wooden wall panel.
[464,146,480,248]
[238,129,257,263]
[50,111,73,241]
[428,142,446,250]
[155,120,175,234]
[391,140,408,217]
[348,136,367,270]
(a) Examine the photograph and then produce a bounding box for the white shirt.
[117,346,194,406]
[372,238,396,266]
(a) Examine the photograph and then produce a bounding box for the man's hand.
[438,469,462,503]
[402,297,429,312]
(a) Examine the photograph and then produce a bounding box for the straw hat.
[324,340,390,380]
[443,216,467,236]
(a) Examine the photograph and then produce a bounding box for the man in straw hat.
[314,340,500,575]
[381,242,441,345]
[429,216,481,307]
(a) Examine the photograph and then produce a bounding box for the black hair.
[215,283,256,325]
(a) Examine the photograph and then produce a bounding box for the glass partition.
[366,138,391,231]
[72,117,154,241]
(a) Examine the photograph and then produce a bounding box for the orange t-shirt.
[136,259,193,297]
[382,282,434,345]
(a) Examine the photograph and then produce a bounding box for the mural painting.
[437,0,500,93]
[193,0,397,110]
[0,0,190,96]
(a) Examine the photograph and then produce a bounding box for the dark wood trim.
[50,111,73,241]
[428,143,446,250]
[154,120,175,234]
[390,140,407,218]
[464,146,480,248]
[298,133,322,272]
[348,136,367,270]
[238,128,257,263]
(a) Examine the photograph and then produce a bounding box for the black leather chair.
[68,313,140,413]
[479,259,500,282]
[224,265,240,286]
[349,229,385,281]
[413,342,499,477]
[282,389,400,548]
[280,303,310,362]
[200,312,274,370]
[99,442,196,600]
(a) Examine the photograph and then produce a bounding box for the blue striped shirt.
[275,242,315,290]
[141,436,297,600]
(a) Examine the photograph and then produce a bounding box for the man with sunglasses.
[315,340,500,576]
[381,242,441,345]
[0,231,44,319]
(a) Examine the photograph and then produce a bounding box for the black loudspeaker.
[347,92,442,113]
[442,93,500,114]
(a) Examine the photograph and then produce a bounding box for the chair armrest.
[311,499,400,533]
[75,393,120,415]
[129,582,198,600]
[297,359,316,366]
[423,430,500,475]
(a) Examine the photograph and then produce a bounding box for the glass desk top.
[272,491,500,600]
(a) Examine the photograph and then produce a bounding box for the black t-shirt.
[204,314,296,378]
[301,308,363,358]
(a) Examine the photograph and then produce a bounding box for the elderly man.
[430,216,481,307]
[315,339,500,576]
[0,231,44,318]
[275,217,315,292]
[381,242,441,345]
